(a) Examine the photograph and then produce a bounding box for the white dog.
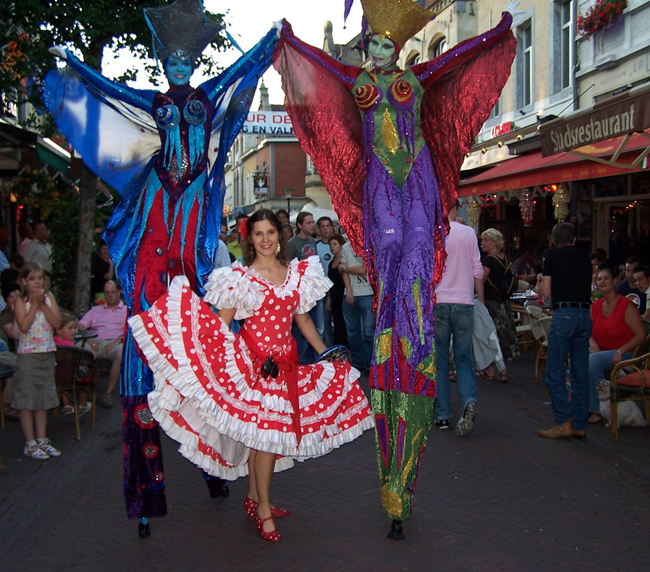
[597,380,645,428]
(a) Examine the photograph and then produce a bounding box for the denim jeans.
[589,348,632,412]
[293,298,325,365]
[434,303,476,421]
[322,304,333,348]
[342,295,374,371]
[545,307,592,431]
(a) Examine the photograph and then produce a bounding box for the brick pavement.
[1,351,650,572]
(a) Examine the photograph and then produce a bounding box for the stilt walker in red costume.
[273,0,518,538]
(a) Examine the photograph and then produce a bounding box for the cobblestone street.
[1,351,649,571]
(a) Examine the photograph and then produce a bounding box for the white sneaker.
[24,443,49,460]
[37,438,61,457]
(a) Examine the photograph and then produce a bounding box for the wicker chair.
[609,351,650,441]
[54,345,97,440]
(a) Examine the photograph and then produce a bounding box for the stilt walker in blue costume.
[43,0,279,537]
[274,0,518,539]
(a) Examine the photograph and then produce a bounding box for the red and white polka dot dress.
[129,256,374,479]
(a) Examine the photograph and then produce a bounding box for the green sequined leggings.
[371,389,433,521]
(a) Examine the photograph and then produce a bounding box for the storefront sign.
[491,121,513,138]
[540,91,650,156]
[241,111,294,135]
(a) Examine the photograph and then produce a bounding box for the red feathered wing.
[413,12,517,217]
[273,21,366,258]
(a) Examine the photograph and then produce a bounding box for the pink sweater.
[435,221,484,305]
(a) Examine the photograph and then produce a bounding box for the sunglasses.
[261,356,279,379]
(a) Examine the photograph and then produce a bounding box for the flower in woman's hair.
[239,217,249,240]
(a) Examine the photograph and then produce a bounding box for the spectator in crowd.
[325,233,348,347]
[91,240,115,301]
[276,209,290,226]
[17,222,33,256]
[340,240,374,373]
[13,261,62,459]
[228,214,247,261]
[480,228,520,382]
[281,223,293,241]
[616,256,645,312]
[54,312,91,416]
[9,253,24,271]
[588,262,645,424]
[316,216,335,346]
[23,222,53,273]
[589,252,601,289]
[434,199,484,435]
[288,212,322,363]
[78,280,127,407]
[633,265,650,320]
[537,223,593,439]
[512,247,536,283]
[0,282,20,420]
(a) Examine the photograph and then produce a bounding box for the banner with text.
[241,111,294,136]
[540,92,650,157]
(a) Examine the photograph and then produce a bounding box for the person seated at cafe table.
[78,280,127,408]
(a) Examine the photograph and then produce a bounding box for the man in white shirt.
[23,222,53,272]
[340,242,374,373]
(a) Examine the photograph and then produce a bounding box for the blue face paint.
[164,56,192,87]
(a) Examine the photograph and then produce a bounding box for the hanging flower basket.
[577,0,627,38]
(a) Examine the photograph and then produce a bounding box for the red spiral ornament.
[355,83,380,111]
[389,79,414,105]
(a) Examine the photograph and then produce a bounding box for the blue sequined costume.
[43,29,278,519]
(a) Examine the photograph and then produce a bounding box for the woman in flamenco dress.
[129,209,374,542]
[43,0,279,536]
[273,0,518,539]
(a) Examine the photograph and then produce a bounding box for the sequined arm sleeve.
[273,20,367,261]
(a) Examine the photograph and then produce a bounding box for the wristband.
[615,349,622,356]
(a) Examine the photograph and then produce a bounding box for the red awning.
[459,130,650,197]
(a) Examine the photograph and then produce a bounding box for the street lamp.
[283,187,293,216]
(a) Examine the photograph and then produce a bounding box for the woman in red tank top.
[588,265,645,423]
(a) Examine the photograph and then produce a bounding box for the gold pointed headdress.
[361,0,434,50]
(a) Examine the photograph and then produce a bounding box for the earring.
[275,244,281,255]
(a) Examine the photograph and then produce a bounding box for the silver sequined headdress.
[143,0,223,64]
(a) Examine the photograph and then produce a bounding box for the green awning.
[37,142,69,174]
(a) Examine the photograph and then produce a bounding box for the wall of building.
[576,0,650,107]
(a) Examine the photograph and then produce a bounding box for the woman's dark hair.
[596,259,618,279]
[329,233,346,247]
[243,209,288,267]
[1,282,20,301]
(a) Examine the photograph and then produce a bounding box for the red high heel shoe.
[254,514,281,543]
[244,497,291,518]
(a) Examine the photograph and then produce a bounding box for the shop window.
[516,21,534,108]
[553,0,572,94]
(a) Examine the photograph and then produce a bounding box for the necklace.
[601,296,619,317]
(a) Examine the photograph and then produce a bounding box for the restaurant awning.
[459,129,650,197]
[0,120,71,174]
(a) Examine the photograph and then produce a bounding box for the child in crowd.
[12,262,62,459]
[54,312,92,415]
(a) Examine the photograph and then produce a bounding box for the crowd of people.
[6,0,645,547]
